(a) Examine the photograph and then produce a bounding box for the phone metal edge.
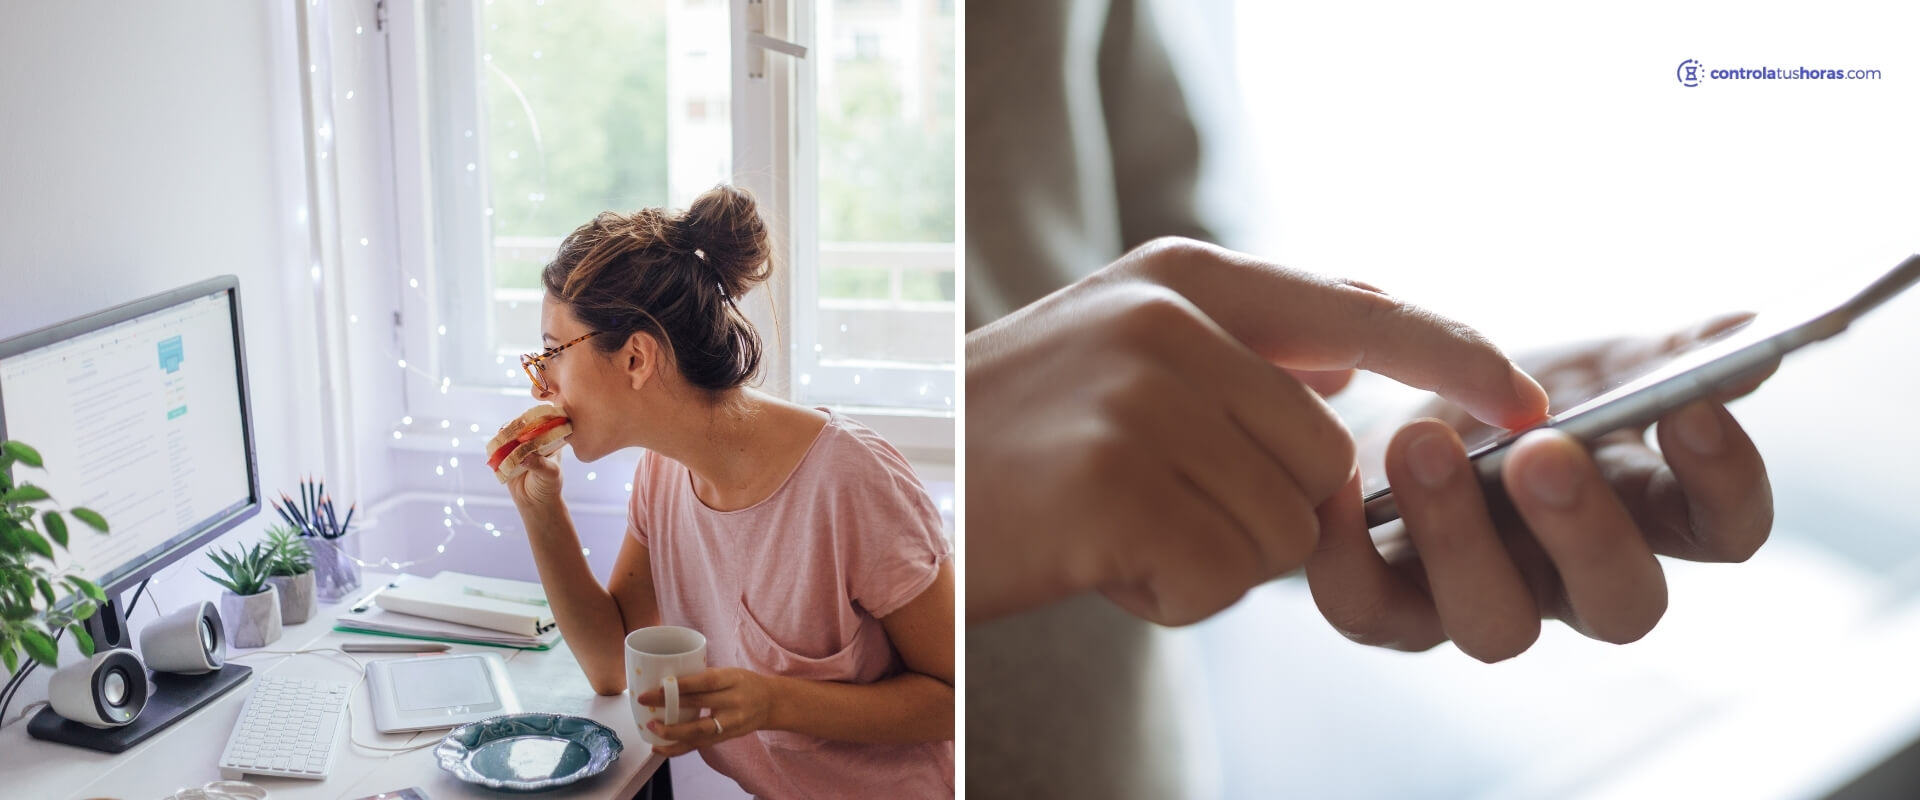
[1359,253,1920,529]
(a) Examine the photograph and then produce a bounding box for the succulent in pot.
[201,542,281,649]
[262,525,317,625]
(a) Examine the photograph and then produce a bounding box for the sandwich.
[487,404,572,483]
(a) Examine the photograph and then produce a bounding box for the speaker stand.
[26,663,253,753]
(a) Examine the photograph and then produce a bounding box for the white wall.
[0,0,324,717]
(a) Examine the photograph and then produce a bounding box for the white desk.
[0,573,664,800]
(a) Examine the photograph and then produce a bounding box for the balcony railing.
[487,238,954,367]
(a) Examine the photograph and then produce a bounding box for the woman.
[502,184,955,798]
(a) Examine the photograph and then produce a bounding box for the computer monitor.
[0,274,262,751]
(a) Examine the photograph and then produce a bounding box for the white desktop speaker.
[47,648,150,728]
[140,601,226,674]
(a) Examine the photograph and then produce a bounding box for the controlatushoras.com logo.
[1677,59,1703,87]
[1674,58,1882,85]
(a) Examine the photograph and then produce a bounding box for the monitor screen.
[0,277,259,603]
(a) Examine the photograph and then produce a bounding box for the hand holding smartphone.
[1360,253,1920,528]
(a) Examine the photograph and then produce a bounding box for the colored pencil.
[282,491,311,534]
[272,499,301,532]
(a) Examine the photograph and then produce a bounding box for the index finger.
[1126,239,1550,429]
[636,670,726,704]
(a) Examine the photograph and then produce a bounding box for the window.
[792,0,957,413]
[394,0,955,449]
[416,0,731,395]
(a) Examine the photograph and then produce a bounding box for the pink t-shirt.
[627,410,954,799]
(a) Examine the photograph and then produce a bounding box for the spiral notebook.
[333,572,562,650]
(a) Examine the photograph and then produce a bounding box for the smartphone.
[1360,253,1920,529]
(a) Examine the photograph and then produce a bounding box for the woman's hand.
[966,237,1550,626]
[506,449,565,509]
[1307,314,1777,660]
[637,668,778,756]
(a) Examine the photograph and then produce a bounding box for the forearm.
[518,502,629,694]
[766,671,954,745]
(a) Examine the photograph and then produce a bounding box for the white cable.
[2,700,48,729]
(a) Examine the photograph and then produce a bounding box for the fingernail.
[1674,402,1723,456]
[1405,430,1456,489]
[1510,366,1550,419]
[1520,434,1579,508]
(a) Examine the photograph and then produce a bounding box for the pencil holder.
[270,476,362,603]
[312,534,363,603]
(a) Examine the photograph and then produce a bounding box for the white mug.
[624,625,706,747]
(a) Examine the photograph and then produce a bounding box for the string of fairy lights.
[299,0,585,573]
[302,0,633,572]
[292,0,956,577]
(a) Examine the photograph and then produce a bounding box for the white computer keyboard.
[217,674,353,780]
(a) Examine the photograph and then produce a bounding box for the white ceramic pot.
[267,571,317,625]
[220,586,282,649]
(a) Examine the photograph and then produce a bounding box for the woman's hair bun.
[541,183,775,394]
[680,184,772,299]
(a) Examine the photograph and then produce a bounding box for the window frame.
[379,0,953,463]
[788,0,958,418]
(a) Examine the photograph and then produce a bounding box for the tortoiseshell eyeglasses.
[520,332,597,392]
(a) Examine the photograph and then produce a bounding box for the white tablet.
[366,652,521,733]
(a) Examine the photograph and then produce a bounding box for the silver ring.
[712,716,724,735]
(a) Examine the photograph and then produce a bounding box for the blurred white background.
[1147,1,1920,797]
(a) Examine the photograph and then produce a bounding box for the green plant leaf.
[203,543,272,595]
[41,512,66,549]
[263,525,315,576]
[1,441,43,469]
[0,485,51,505]
[69,507,108,533]
[16,526,52,561]
[68,622,93,658]
[200,569,240,595]
[63,576,106,604]
[18,626,57,668]
[33,577,54,608]
[72,598,97,621]
[1,636,17,674]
